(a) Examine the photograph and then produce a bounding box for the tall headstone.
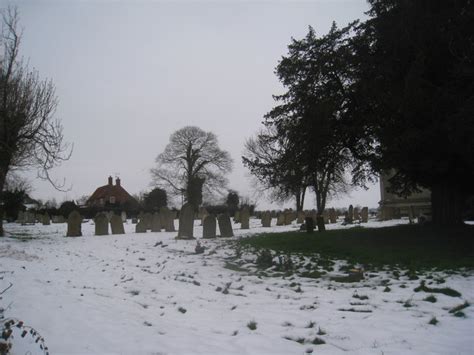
[329,208,337,224]
[66,211,82,237]
[218,213,234,238]
[160,207,175,232]
[297,211,305,224]
[305,217,314,233]
[110,214,125,235]
[347,205,354,223]
[361,207,369,223]
[284,211,293,225]
[42,212,51,226]
[143,213,153,231]
[276,213,285,226]
[151,212,162,232]
[202,215,217,239]
[94,213,109,236]
[261,211,271,227]
[177,203,194,239]
[234,211,240,223]
[199,207,209,226]
[322,210,329,224]
[240,207,250,229]
[353,207,360,221]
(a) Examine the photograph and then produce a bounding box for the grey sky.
[13,0,379,209]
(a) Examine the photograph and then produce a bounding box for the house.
[87,176,138,210]
[379,170,431,220]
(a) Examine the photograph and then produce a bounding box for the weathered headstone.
[135,219,147,233]
[276,213,285,226]
[353,207,360,221]
[329,208,337,224]
[42,212,51,226]
[305,217,314,233]
[234,211,240,223]
[347,205,354,223]
[94,213,109,236]
[361,207,369,223]
[218,213,234,238]
[143,213,153,231]
[240,207,250,229]
[202,215,217,239]
[151,212,162,232]
[261,211,271,227]
[66,211,82,237]
[177,203,195,239]
[297,211,305,224]
[284,211,293,225]
[110,214,125,235]
[160,207,175,232]
[322,210,329,224]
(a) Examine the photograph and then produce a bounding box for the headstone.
[347,205,354,223]
[305,217,314,233]
[121,211,127,223]
[160,207,175,232]
[329,208,337,224]
[240,207,250,229]
[353,207,360,221]
[297,211,305,224]
[42,212,51,226]
[22,211,35,225]
[94,213,109,236]
[143,213,153,231]
[110,214,125,234]
[218,213,234,238]
[16,211,25,224]
[276,213,285,226]
[199,207,209,226]
[177,203,194,239]
[66,211,82,237]
[202,215,217,239]
[261,211,271,227]
[361,207,369,223]
[322,210,329,224]
[234,211,240,223]
[284,211,293,225]
[135,219,147,233]
[151,212,162,232]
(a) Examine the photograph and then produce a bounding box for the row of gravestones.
[66,211,126,237]
[135,208,176,233]
[344,205,369,223]
[177,203,234,239]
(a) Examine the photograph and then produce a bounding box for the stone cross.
[177,203,195,239]
[66,210,82,237]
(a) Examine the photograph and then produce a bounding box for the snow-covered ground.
[1,218,473,354]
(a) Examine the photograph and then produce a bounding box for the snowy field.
[1,218,473,354]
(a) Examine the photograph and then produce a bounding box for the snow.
[1,218,473,354]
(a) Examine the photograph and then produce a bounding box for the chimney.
[115,177,121,187]
[108,176,113,186]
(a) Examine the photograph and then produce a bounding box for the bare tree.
[151,126,232,207]
[0,7,71,235]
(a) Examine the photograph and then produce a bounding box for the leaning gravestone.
[218,213,234,238]
[177,203,194,239]
[151,212,162,232]
[42,212,51,226]
[361,207,369,223]
[160,207,175,232]
[66,211,82,237]
[240,207,250,229]
[110,214,125,235]
[202,215,217,239]
[135,219,147,233]
[261,211,271,227]
[94,213,109,236]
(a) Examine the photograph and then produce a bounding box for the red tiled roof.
[87,178,138,207]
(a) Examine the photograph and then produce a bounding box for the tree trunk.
[431,182,464,227]
[0,166,7,237]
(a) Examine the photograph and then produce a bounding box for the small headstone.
[160,207,175,232]
[240,207,250,229]
[94,213,109,236]
[177,203,195,239]
[234,211,240,223]
[361,207,369,223]
[151,212,162,232]
[135,219,147,233]
[202,215,217,239]
[322,210,329,224]
[276,213,285,226]
[42,212,51,226]
[217,213,234,238]
[304,217,314,233]
[261,211,271,227]
[110,214,125,234]
[66,211,82,237]
[143,213,153,231]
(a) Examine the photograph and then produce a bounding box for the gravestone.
[329,208,337,224]
[284,211,293,225]
[305,217,314,233]
[42,212,51,226]
[240,207,250,229]
[135,219,147,233]
[261,211,271,227]
[143,213,153,231]
[22,211,35,225]
[202,215,217,239]
[234,211,240,224]
[199,207,209,226]
[361,207,369,223]
[322,210,329,224]
[94,213,109,236]
[218,213,234,238]
[297,211,305,224]
[66,211,82,237]
[276,213,285,226]
[353,207,360,221]
[16,211,25,224]
[347,205,354,223]
[110,214,125,235]
[160,207,175,232]
[151,212,162,232]
[177,203,194,239]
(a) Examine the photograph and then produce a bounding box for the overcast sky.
[13,0,380,209]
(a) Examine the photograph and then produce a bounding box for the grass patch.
[331,273,364,283]
[237,225,474,269]
[423,295,437,303]
[312,337,326,345]
[383,286,391,292]
[177,307,187,314]
[338,308,372,313]
[414,281,462,297]
[247,320,257,330]
[428,317,438,325]
[449,302,469,314]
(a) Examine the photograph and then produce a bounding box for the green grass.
[238,225,474,269]
[414,281,462,297]
[247,320,257,330]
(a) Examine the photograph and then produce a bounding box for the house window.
[110,196,116,204]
